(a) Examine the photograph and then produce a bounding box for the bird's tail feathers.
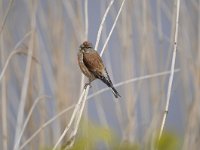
[98,72,121,98]
[111,86,121,98]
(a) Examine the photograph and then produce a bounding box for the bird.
[77,41,121,98]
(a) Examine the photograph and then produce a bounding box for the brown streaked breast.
[78,51,95,80]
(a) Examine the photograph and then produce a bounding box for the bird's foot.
[84,82,92,89]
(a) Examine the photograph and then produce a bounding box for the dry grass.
[0,0,199,150]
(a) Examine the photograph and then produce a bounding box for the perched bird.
[77,41,121,98]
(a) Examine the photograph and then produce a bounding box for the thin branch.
[52,88,87,150]
[62,1,84,41]
[79,0,89,93]
[14,35,35,150]
[84,0,88,39]
[65,88,89,149]
[13,1,37,148]
[1,26,8,150]
[158,0,181,141]
[95,0,115,50]
[0,50,18,82]
[19,104,75,150]
[100,0,126,56]
[0,0,14,35]
[88,69,180,99]
[0,32,32,83]
[14,95,49,150]
[0,49,39,84]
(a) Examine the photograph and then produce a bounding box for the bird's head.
[79,41,93,52]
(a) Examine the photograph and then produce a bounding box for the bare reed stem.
[88,69,180,99]
[13,1,37,149]
[158,0,181,141]
[95,0,115,50]
[100,0,126,56]
[0,32,31,83]
[1,26,8,150]
[52,89,86,150]
[0,0,14,35]
[14,95,49,150]
[19,104,75,150]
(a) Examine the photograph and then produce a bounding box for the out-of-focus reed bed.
[0,0,199,150]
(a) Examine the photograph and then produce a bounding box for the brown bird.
[77,41,121,98]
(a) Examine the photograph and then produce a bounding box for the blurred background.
[0,0,199,149]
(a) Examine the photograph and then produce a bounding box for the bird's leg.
[84,80,92,89]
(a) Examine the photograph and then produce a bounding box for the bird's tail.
[111,86,121,98]
[99,77,121,98]
[99,69,121,98]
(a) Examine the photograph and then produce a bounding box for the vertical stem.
[0,1,14,148]
[95,0,115,50]
[1,24,8,150]
[84,0,88,40]
[13,0,37,149]
[0,0,14,35]
[52,89,86,150]
[158,0,181,141]
[100,0,126,56]
[79,0,89,94]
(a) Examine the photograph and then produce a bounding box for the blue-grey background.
[0,0,199,149]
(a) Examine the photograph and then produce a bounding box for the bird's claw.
[84,82,92,89]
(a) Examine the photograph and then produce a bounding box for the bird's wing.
[83,50,105,78]
[83,50,114,87]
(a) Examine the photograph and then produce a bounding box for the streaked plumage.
[78,41,121,98]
